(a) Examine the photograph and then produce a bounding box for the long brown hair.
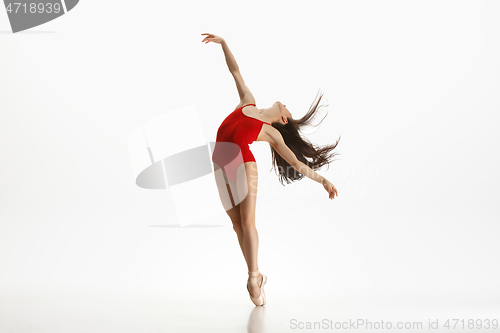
[270,90,341,185]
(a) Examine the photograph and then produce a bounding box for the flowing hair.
[269,90,341,185]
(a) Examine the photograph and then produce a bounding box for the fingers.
[201,33,213,40]
[201,33,212,44]
[329,185,338,200]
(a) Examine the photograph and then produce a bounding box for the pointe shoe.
[247,270,267,306]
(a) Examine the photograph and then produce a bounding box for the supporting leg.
[232,221,247,263]
[238,162,263,298]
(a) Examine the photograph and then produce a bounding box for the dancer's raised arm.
[202,33,255,105]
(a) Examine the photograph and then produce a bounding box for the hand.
[201,33,224,44]
[322,178,338,200]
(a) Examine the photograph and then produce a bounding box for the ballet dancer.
[203,33,340,306]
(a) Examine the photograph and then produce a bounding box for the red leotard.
[212,104,271,183]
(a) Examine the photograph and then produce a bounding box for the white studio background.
[1,0,499,321]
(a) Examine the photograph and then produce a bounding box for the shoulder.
[258,124,282,145]
[234,98,256,111]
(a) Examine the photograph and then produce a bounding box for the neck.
[257,106,280,124]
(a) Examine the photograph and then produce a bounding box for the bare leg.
[214,161,263,298]
[227,206,248,263]
[234,224,247,261]
[214,162,247,262]
[239,162,263,298]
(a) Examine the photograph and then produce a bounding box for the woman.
[202,33,340,306]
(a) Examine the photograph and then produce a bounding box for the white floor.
[1,285,498,333]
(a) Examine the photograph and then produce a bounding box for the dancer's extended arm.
[201,33,255,105]
[265,126,338,199]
